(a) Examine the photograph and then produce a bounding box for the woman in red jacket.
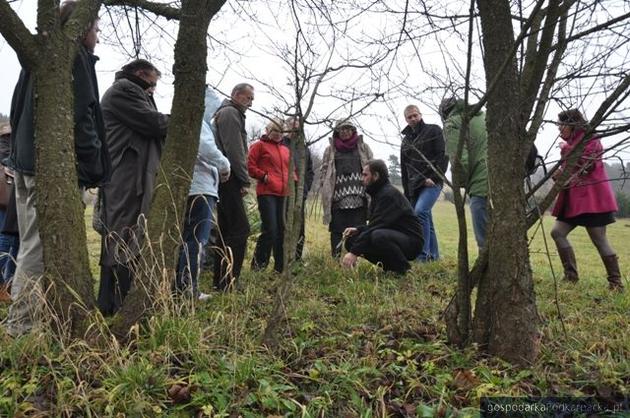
[550,109,623,290]
[248,119,292,272]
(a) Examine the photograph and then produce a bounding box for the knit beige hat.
[0,123,11,136]
[334,119,356,131]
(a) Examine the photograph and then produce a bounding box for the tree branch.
[0,0,38,67]
[549,11,630,52]
[103,0,181,20]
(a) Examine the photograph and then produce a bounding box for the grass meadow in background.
[0,199,628,417]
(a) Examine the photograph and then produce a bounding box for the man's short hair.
[121,59,161,77]
[365,159,389,181]
[404,105,420,115]
[232,83,254,96]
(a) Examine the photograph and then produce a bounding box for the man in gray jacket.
[97,59,169,315]
[213,83,254,291]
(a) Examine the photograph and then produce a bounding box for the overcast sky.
[1,0,628,167]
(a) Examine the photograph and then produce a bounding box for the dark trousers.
[295,201,306,260]
[330,207,367,258]
[97,263,133,316]
[176,194,216,295]
[252,195,285,273]
[214,177,250,291]
[345,229,421,274]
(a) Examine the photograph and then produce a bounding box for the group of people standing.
[0,2,624,339]
[320,99,624,292]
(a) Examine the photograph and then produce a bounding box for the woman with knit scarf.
[319,120,373,257]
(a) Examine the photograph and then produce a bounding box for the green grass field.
[1,199,628,417]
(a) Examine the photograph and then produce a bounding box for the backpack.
[525,143,545,177]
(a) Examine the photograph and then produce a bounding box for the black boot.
[557,246,579,282]
[601,254,624,291]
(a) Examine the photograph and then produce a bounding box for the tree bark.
[262,126,306,347]
[0,0,103,337]
[472,0,540,365]
[111,0,227,337]
[34,37,97,337]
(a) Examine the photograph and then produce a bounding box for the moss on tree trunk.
[34,35,96,337]
[110,0,227,337]
[472,0,540,365]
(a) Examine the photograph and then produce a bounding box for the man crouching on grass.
[341,159,423,275]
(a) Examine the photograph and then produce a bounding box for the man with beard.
[341,159,423,275]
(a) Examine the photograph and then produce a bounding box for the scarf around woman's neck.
[334,132,359,152]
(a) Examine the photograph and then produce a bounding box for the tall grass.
[0,199,627,416]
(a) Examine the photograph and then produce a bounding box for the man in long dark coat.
[97,59,169,315]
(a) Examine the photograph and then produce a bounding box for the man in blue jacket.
[175,87,230,300]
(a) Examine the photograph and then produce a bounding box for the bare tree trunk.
[111,0,227,337]
[34,39,97,337]
[444,182,472,346]
[262,127,306,347]
[0,0,103,337]
[472,0,540,365]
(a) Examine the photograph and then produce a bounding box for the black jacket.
[349,178,423,255]
[400,120,448,202]
[8,46,111,188]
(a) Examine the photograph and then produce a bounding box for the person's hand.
[342,252,358,269]
[262,173,269,184]
[240,187,249,196]
[424,178,436,187]
[220,170,230,183]
[342,227,358,238]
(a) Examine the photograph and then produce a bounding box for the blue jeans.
[0,209,19,284]
[469,195,488,249]
[414,185,442,262]
[176,194,217,295]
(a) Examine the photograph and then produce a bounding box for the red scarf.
[334,132,359,152]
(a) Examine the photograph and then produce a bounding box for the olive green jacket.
[443,101,488,197]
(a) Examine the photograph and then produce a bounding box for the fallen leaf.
[451,369,480,391]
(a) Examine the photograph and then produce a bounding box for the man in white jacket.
[175,87,230,300]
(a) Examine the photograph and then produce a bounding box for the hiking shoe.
[198,292,212,302]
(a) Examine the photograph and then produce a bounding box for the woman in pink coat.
[550,109,623,290]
